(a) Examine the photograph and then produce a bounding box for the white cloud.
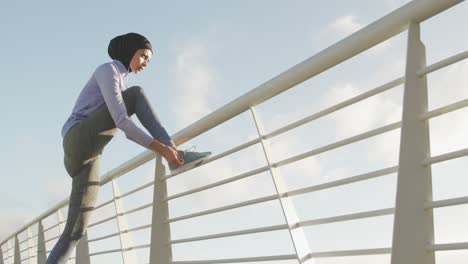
[312,13,399,57]
[428,60,468,155]
[330,15,363,36]
[170,141,267,212]
[385,0,412,10]
[322,83,402,138]
[300,56,467,263]
[171,38,218,129]
[313,15,364,49]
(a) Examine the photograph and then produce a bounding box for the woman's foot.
[169,148,212,174]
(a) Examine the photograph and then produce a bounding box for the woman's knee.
[125,85,144,96]
[123,86,145,114]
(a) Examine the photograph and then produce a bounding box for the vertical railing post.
[56,211,70,264]
[37,222,47,264]
[391,22,435,264]
[75,233,91,264]
[14,236,20,264]
[250,106,313,264]
[149,155,172,264]
[7,241,11,264]
[0,242,4,264]
[112,180,138,263]
[57,211,65,237]
[27,227,34,264]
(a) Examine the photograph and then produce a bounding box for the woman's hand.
[149,140,184,168]
[161,145,184,168]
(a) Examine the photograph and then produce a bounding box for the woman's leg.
[48,102,118,263]
[46,156,101,264]
[123,86,175,147]
[47,86,174,263]
[124,86,212,172]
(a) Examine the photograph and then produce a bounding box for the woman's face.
[130,48,152,74]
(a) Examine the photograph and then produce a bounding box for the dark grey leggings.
[46,86,173,264]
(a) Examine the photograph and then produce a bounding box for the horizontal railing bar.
[122,244,150,251]
[88,214,117,228]
[18,240,28,247]
[265,77,404,140]
[423,148,468,166]
[44,234,60,244]
[167,134,399,204]
[172,254,298,264]
[171,224,289,244]
[421,99,468,120]
[90,248,127,256]
[19,245,36,254]
[94,198,116,211]
[425,196,468,209]
[89,244,150,257]
[165,166,270,201]
[88,248,122,256]
[88,224,152,243]
[18,233,37,242]
[428,242,468,251]
[44,222,63,233]
[118,202,153,216]
[170,0,461,150]
[163,137,262,180]
[304,248,391,259]
[167,167,400,223]
[117,181,155,200]
[19,243,38,252]
[88,231,119,243]
[3,0,462,246]
[418,49,468,76]
[167,194,279,223]
[300,208,395,227]
[28,233,38,239]
[100,152,156,186]
[120,223,152,233]
[98,185,154,214]
[274,122,401,168]
[1,152,158,247]
[19,237,30,244]
[21,254,37,261]
[286,166,398,197]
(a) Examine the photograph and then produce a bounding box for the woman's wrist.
[149,140,168,154]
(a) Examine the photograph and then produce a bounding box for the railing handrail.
[1,0,463,247]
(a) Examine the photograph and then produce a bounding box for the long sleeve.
[94,63,154,147]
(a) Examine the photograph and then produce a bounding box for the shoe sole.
[170,154,212,175]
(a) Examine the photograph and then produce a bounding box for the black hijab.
[107,33,152,72]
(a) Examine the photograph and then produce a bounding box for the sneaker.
[169,147,212,174]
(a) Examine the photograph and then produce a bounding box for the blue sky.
[1,0,467,263]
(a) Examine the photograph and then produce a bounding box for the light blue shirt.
[61,60,154,147]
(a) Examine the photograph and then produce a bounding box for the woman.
[47,32,211,264]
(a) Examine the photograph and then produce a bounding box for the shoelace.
[177,146,196,160]
[183,146,197,153]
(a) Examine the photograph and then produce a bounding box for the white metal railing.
[1,0,468,263]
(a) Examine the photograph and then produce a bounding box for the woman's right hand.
[161,145,184,168]
[149,140,184,168]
